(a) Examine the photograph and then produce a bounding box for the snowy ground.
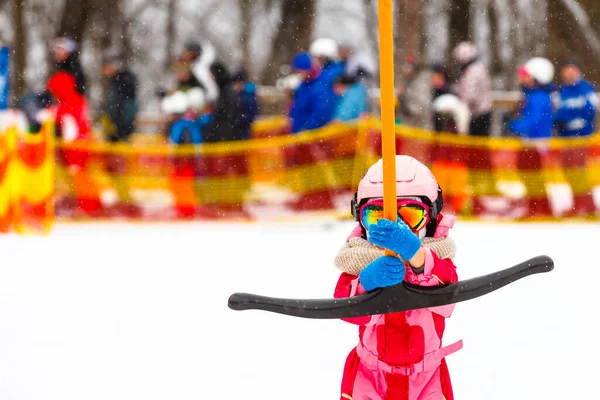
[0,219,596,400]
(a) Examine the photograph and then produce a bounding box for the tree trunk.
[56,0,96,42]
[238,0,252,74]
[98,0,120,58]
[362,0,379,67]
[395,0,423,79]
[164,0,177,70]
[491,0,516,88]
[448,0,471,54]
[98,0,123,105]
[12,0,27,101]
[471,0,491,67]
[261,0,316,85]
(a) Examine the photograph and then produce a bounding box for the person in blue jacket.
[0,45,9,110]
[555,60,598,137]
[509,58,555,140]
[288,52,338,133]
[333,73,368,121]
[232,70,259,140]
[310,38,345,87]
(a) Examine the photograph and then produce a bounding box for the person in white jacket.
[181,41,219,104]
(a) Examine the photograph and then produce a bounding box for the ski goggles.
[359,199,430,233]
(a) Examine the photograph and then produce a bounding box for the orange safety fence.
[2,113,600,231]
[51,117,365,221]
[0,111,54,233]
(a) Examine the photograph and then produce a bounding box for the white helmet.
[453,42,478,64]
[309,38,339,60]
[522,57,555,85]
[186,88,206,111]
[346,53,376,78]
[432,94,471,134]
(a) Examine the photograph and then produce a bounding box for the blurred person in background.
[100,50,138,143]
[47,71,101,215]
[396,54,432,128]
[161,91,189,142]
[432,94,470,135]
[288,52,337,133]
[509,57,555,140]
[431,69,472,214]
[232,69,259,140]
[165,88,208,145]
[339,41,376,85]
[0,43,9,110]
[310,38,343,126]
[555,60,598,137]
[345,52,375,82]
[452,42,492,136]
[554,60,598,216]
[53,37,87,96]
[172,57,203,92]
[333,73,368,122]
[430,64,454,132]
[181,40,219,104]
[338,41,353,67]
[203,62,245,142]
[277,72,302,111]
[47,71,90,143]
[310,37,344,84]
[38,37,87,110]
[333,49,373,122]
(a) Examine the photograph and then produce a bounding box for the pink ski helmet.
[351,155,444,236]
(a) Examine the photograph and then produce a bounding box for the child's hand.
[368,219,422,261]
[359,256,405,291]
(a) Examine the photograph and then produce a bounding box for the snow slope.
[0,220,595,400]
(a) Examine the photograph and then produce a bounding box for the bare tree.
[362,0,379,65]
[120,0,160,66]
[448,0,471,53]
[164,0,177,70]
[56,0,96,42]
[491,0,516,88]
[238,0,252,72]
[395,0,424,77]
[261,0,316,84]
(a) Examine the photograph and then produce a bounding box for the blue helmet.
[292,52,312,71]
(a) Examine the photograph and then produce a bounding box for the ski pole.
[377,0,398,256]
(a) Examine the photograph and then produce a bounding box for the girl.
[334,155,462,400]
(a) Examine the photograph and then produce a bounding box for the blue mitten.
[368,218,422,260]
[359,256,406,291]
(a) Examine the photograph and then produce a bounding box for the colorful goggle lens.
[360,200,429,232]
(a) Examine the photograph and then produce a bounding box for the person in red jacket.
[334,155,461,400]
[47,71,100,215]
[47,71,90,144]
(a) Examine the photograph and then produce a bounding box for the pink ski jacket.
[334,215,462,400]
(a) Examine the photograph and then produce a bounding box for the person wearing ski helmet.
[555,59,598,137]
[53,37,87,96]
[309,37,344,78]
[180,40,219,104]
[288,52,337,133]
[509,57,555,140]
[334,155,461,400]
